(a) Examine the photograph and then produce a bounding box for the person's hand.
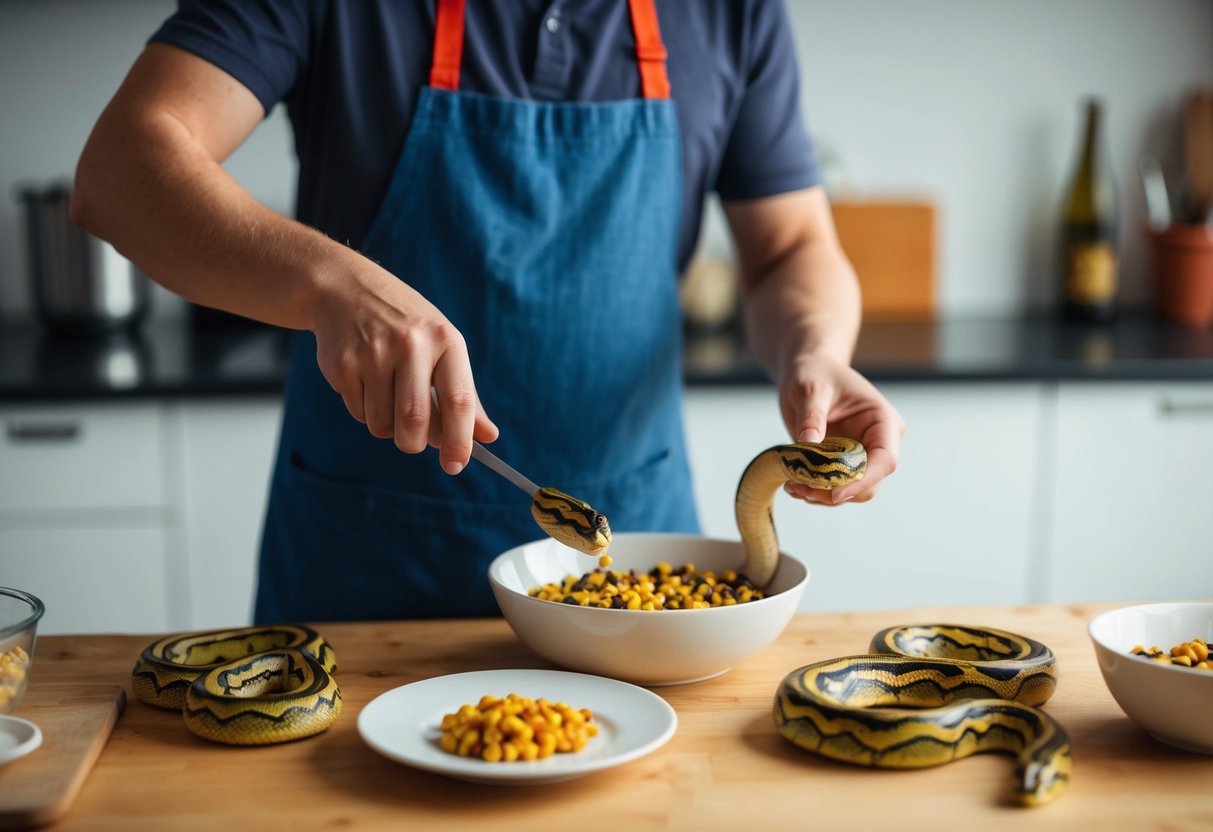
[776,351,904,506]
[309,254,498,475]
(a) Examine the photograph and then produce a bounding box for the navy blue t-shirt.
[151,0,819,271]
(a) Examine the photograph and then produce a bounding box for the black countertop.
[3,314,1213,403]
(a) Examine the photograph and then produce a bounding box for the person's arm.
[725,185,903,505]
[72,43,495,473]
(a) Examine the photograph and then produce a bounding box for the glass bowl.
[0,587,45,715]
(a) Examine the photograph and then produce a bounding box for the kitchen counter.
[14,603,1213,830]
[3,314,1213,402]
[0,318,289,402]
[686,314,1213,385]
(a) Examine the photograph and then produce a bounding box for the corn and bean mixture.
[1130,637,1212,670]
[530,561,764,610]
[0,645,31,710]
[439,693,597,762]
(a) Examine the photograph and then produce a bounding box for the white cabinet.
[0,402,182,634]
[0,404,165,512]
[1047,382,1213,603]
[684,383,1047,612]
[0,399,282,635]
[0,526,171,634]
[180,398,281,629]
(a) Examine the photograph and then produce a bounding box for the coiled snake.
[131,624,341,745]
[774,624,1072,807]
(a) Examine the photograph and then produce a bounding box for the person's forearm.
[72,45,495,467]
[71,61,350,331]
[728,188,900,494]
[72,114,338,331]
[741,234,861,382]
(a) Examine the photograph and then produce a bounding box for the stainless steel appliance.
[17,182,149,335]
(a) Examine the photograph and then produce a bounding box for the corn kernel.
[438,693,597,762]
[528,562,765,611]
[1131,637,1213,671]
[457,730,479,757]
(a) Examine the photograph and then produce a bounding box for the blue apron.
[255,0,699,623]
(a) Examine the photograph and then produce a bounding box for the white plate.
[357,669,676,785]
[0,715,42,765]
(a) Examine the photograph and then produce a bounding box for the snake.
[131,624,341,745]
[531,486,612,555]
[735,438,868,587]
[773,624,1072,807]
[530,438,862,565]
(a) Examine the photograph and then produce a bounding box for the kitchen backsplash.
[2,0,1212,321]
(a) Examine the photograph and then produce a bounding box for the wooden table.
[14,603,1213,830]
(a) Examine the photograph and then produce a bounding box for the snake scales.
[735,442,1069,805]
[528,439,865,573]
[774,624,1071,807]
[131,624,341,745]
[735,438,868,587]
[531,486,612,554]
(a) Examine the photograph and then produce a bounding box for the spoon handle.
[471,441,539,496]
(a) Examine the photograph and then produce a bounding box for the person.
[72,0,904,623]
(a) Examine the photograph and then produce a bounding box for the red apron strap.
[430,0,466,90]
[430,0,670,99]
[628,0,671,100]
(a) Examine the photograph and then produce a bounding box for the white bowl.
[1088,602,1213,754]
[488,532,809,686]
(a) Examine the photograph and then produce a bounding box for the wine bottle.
[1060,98,1119,322]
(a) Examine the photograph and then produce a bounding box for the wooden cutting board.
[831,200,936,322]
[0,683,125,830]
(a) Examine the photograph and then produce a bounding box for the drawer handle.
[1158,398,1213,417]
[6,421,82,441]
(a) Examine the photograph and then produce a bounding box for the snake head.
[586,511,611,549]
[531,487,612,554]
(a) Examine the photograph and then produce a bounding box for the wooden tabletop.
[15,603,1213,830]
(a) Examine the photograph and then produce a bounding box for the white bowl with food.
[488,532,809,686]
[1088,601,1213,754]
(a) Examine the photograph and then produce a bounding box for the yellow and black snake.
[774,624,1071,807]
[131,624,341,745]
[533,439,864,566]
[735,438,868,587]
[531,486,612,554]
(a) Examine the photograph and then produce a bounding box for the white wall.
[786,0,1213,315]
[0,0,295,318]
[2,0,1211,318]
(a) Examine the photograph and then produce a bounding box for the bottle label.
[1065,242,1117,304]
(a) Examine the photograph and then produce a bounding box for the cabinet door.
[0,403,165,513]
[0,526,171,634]
[1048,383,1213,603]
[181,398,283,629]
[684,383,1045,612]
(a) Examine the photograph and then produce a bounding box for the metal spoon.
[429,391,611,554]
[470,440,538,496]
